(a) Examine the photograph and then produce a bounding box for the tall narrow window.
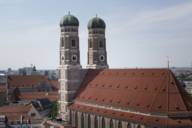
[61,38,64,47]
[102,118,105,128]
[137,125,141,128]
[72,39,76,47]
[95,116,98,128]
[88,115,91,128]
[118,121,122,128]
[81,114,84,128]
[75,112,78,127]
[127,123,131,128]
[89,40,93,48]
[109,119,113,128]
[99,41,104,48]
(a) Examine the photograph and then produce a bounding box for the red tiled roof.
[19,91,59,101]
[0,104,31,113]
[69,69,192,127]
[70,103,192,127]
[8,75,49,88]
[0,104,44,124]
[49,80,59,91]
[0,104,32,121]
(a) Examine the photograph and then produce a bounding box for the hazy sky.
[0,0,192,69]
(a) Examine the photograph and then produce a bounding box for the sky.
[0,0,192,69]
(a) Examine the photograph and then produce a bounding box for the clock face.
[99,55,105,62]
[71,55,78,62]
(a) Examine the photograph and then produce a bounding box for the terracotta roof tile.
[0,104,32,121]
[75,69,192,113]
[8,75,49,88]
[69,103,192,127]
[70,68,192,127]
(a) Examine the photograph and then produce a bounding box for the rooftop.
[69,68,192,127]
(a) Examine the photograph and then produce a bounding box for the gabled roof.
[69,69,192,127]
[0,104,32,122]
[8,75,49,88]
[0,104,32,114]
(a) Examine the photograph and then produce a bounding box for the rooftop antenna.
[167,56,170,69]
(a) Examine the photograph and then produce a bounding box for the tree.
[49,102,59,120]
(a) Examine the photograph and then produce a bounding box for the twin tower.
[59,13,108,121]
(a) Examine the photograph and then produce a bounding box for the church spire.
[87,16,108,69]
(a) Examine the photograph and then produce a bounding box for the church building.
[58,13,192,128]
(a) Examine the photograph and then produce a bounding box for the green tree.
[49,102,59,120]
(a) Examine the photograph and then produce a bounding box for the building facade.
[58,13,85,121]
[58,14,192,128]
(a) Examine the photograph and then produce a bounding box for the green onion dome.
[60,13,79,27]
[88,16,106,29]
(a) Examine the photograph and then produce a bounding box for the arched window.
[109,119,113,128]
[75,112,78,127]
[88,115,91,128]
[137,125,141,128]
[127,123,131,128]
[95,116,98,128]
[118,121,122,128]
[99,41,104,48]
[81,113,84,128]
[102,118,105,128]
[61,38,64,47]
[72,40,76,47]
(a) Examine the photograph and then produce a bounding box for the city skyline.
[0,0,192,69]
